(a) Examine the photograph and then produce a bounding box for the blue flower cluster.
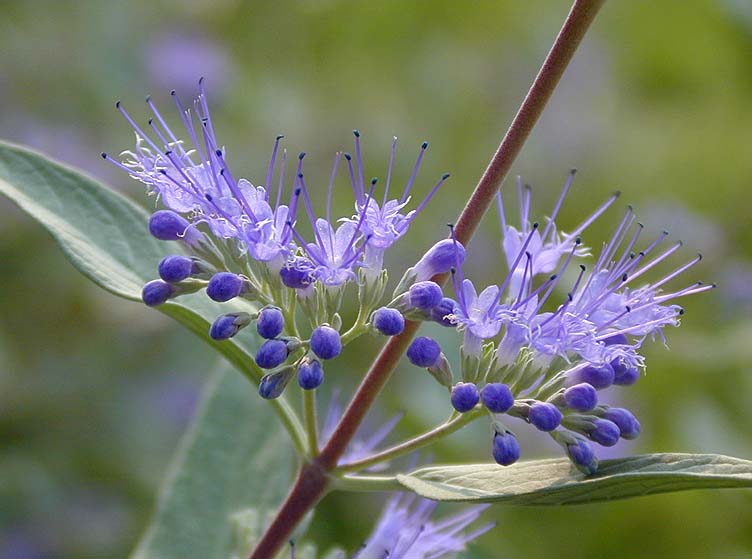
[106,85,712,476]
[104,84,450,401]
[402,175,714,473]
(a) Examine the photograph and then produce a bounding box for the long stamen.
[448,224,467,311]
[276,148,287,210]
[101,152,137,175]
[625,240,683,283]
[383,136,397,205]
[412,173,451,217]
[541,169,576,241]
[343,153,362,206]
[353,130,365,201]
[650,254,703,290]
[496,191,507,231]
[653,281,716,303]
[116,101,162,154]
[400,141,428,203]
[297,174,326,251]
[266,135,284,191]
[146,96,186,157]
[569,190,621,238]
[498,222,540,296]
[342,178,378,258]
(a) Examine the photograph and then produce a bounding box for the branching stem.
[248,2,606,556]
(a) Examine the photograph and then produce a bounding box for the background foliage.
[1,1,751,558]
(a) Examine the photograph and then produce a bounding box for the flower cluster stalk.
[248,1,607,557]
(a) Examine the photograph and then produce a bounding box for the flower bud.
[209,312,251,340]
[297,359,324,390]
[158,255,194,283]
[492,431,521,466]
[310,326,342,360]
[406,336,441,368]
[563,383,598,412]
[372,307,405,336]
[141,279,175,307]
[279,259,315,289]
[413,238,466,281]
[148,210,201,246]
[611,357,640,386]
[408,281,443,310]
[528,402,562,432]
[255,339,290,369]
[258,367,294,399]
[451,382,480,413]
[576,362,615,390]
[603,407,641,439]
[588,418,621,447]
[256,307,285,340]
[481,383,514,414]
[566,438,598,475]
[207,272,247,302]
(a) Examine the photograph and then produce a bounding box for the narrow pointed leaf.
[397,453,752,505]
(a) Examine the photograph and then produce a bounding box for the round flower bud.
[258,368,293,400]
[297,360,324,390]
[481,383,514,414]
[257,307,285,340]
[279,259,315,289]
[563,383,598,412]
[430,297,456,327]
[413,239,466,281]
[142,279,175,307]
[566,439,598,475]
[310,326,342,360]
[450,382,480,413]
[209,313,250,340]
[611,357,640,386]
[406,336,441,368]
[158,255,195,283]
[148,210,199,245]
[588,418,621,447]
[528,402,562,432]
[207,272,245,302]
[372,307,405,336]
[255,339,290,369]
[577,362,615,390]
[603,407,641,439]
[492,432,521,466]
[408,281,443,310]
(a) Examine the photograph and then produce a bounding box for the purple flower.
[450,278,506,354]
[105,86,296,265]
[343,134,450,272]
[354,494,492,559]
[496,172,617,292]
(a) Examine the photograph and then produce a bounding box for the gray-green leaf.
[0,140,163,300]
[397,453,752,505]
[131,365,293,559]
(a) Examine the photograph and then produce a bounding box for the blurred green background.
[1,1,751,557]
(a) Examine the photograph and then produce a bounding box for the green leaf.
[131,365,294,559]
[397,453,752,505]
[0,140,306,450]
[0,140,163,300]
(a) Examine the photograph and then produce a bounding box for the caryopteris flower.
[107,83,712,480]
[353,494,492,559]
[400,173,713,473]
